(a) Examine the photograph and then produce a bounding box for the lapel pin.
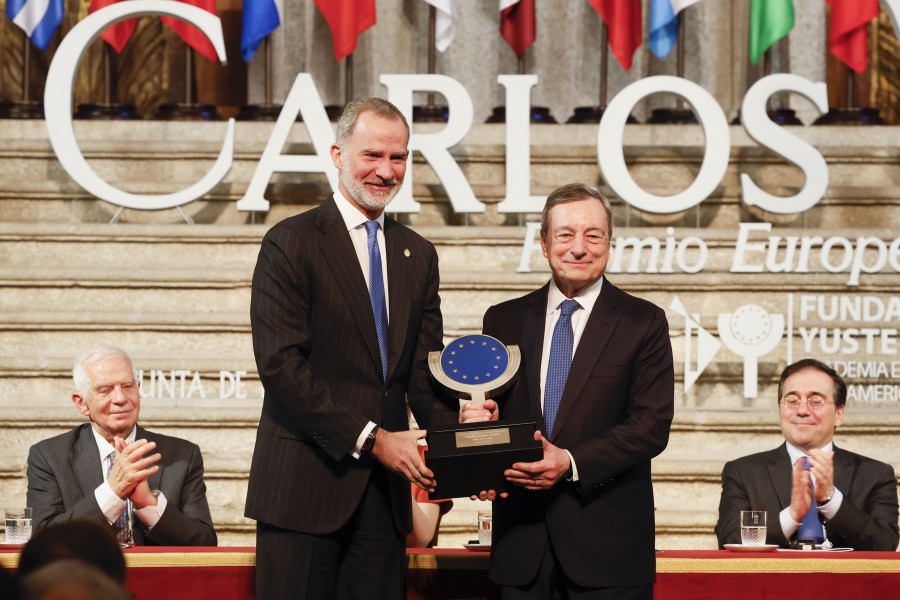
[404,249,411,257]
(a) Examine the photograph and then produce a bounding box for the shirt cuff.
[817,488,843,521]
[564,450,579,482]
[351,422,377,459]
[133,491,167,530]
[780,506,801,540]
[95,480,126,524]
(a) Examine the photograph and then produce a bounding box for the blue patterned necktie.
[365,221,389,380]
[798,457,825,543]
[106,451,131,544]
[544,299,579,437]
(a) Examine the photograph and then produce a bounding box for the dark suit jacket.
[244,196,454,536]
[716,444,899,550]
[483,278,675,589]
[26,423,217,546]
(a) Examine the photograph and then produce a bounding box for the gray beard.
[340,169,400,215]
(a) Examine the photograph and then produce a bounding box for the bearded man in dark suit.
[462,183,675,600]
[27,345,216,546]
[245,97,455,600]
[716,358,899,550]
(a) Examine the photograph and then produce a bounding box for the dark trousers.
[502,541,653,600]
[255,466,406,600]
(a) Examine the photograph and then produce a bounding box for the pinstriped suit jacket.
[244,196,455,536]
[26,423,217,546]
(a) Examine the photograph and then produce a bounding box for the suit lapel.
[831,446,853,498]
[315,196,384,377]
[72,425,104,497]
[521,286,548,434]
[550,280,619,442]
[139,426,163,491]
[384,218,410,381]
[767,445,793,510]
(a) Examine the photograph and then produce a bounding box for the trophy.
[425,334,543,499]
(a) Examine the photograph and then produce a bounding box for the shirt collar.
[92,425,137,461]
[546,276,604,317]
[334,189,385,232]
[785,440,834,464]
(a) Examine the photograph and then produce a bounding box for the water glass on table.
[5,507,32,543]
[477,510,492,546]
[740,510,767,546]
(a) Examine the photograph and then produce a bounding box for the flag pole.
[647,13,694,124]
[237,36,284,121]
[74,43,139,120]
[0,29,44,118]
[414,5,448,122]
[155,43,220,120]
[567,18,633,124]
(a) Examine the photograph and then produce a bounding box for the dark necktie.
[107,451,131,544]
[798,457,825,543]
[544,299,579,437]
[365,221,389,380]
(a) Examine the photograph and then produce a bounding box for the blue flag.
[242,0,283,62]
[6,0,65,51]
[649,0,701,59]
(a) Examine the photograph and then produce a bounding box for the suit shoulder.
[30,425,86,454]
[837,447,894,473]
[386,218,436,252]
[487,287,544,316]
[140,428,200,452]
[605,280,665,317]
[724,448,782,471]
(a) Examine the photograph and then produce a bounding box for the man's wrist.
[361,425,379,453]
[818,486,836,505]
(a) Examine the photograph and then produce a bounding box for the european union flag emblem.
[439,334,509,385]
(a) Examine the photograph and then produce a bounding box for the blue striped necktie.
[544,299,579,436]
[107,451,131,544]
[798,457,825,543]
[365,221,389,380]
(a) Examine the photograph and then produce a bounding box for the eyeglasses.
[779,394,834,411]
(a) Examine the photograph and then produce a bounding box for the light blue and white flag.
[649,0,701,59]
[5,0,64,51]
[241,0,284,62]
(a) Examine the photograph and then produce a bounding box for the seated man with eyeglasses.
[715,358,899,550]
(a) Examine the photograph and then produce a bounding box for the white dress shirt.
[92,426,167,532]
[538,277,604,481]
[333,190,389,456]
[779,440,843,541]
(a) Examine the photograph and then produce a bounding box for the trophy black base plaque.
[426,420,543,500]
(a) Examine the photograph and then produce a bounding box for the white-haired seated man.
[26,345,217,546]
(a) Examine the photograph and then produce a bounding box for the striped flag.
[587,0,642,72]
[423,0,456,52]
[89,0,135,53]
[161,0,220,62]
[828,0,878,73]
[242,0,284,61]
[5,0,64,51]
[649,0,701,59]
[500,0,535,58]
[314,0,377,62]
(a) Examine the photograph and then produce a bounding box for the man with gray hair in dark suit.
[26,345,217,546]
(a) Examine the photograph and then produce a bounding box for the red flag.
[587,0,642,72]
[828,0,878,73]
[89,0,135,53]
[314,0,377,62]
[161,0,219,62]
[500,0,535,58]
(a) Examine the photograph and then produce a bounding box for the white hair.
[72,345,136,396]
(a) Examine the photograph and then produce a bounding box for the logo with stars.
[439,334,510,385]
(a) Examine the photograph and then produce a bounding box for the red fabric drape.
[160,0,220,62]
[587,0,642,71]
[89,0,135,53]
[500,0,536,58]
[828,0,878,73]
[314,0,377,61]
